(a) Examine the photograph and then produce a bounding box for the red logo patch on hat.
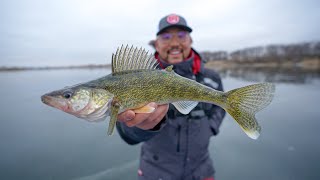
[167,14,180,24]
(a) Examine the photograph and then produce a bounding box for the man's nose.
[170,36,180,46]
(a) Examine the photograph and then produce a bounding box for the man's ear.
[155,39,160,51]
[148,40,156,50]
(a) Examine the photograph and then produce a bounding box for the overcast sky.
[1,0,319,66]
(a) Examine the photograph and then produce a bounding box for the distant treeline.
[201,41,320,62]
[0,64,110,71]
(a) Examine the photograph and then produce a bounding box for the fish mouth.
[41,95,52,105]
[41,94,68,111]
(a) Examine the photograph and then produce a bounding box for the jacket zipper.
[177,125,181,152]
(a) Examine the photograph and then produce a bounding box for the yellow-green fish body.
[90,68,222,111]
[41,45,275,139]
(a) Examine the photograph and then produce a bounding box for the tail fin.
[224,83,275,139]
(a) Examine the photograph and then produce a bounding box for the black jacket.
[116,49,226,180]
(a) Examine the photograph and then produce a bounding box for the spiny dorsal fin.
[111,45,159,74]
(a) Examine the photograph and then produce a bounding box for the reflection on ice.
[215,67,320,84]
[75,160,138,180]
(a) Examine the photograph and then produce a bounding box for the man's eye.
[177,31,187,39]
[160,33,172,40]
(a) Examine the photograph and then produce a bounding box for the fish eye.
[63,90,73,99]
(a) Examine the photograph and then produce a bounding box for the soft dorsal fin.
[111,45,159,74]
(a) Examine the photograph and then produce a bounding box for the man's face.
[155,27,192,64]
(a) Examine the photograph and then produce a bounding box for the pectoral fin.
[107,102,120,136]
[133,105,156,113]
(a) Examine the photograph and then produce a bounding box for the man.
[117,14,225,180]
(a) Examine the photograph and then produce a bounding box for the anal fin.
[172,101,198,115]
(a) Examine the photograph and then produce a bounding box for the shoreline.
[205,58,320,72]
[1,58,319,72]
[0,64,111,72]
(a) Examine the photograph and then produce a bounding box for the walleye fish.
[41,45,275,139]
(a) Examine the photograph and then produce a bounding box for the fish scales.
[88,70,224,111]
